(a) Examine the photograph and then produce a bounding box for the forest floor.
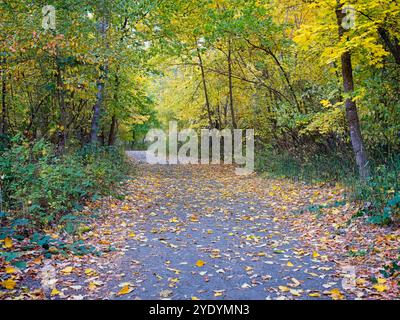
[1,152,399,300]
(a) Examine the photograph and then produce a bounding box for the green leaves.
[0,139,128,228]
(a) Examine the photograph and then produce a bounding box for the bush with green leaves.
[0,136,129,229]
[255,145,400,225]
[352,160,400,225]
[255,145,357,183]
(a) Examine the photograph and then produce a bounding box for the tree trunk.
[227,39,237,129]
[0,55,7,136]
[106,18,129,146]
[91,80,104,144]
[223,95,228,127]
[196,46,213,128]
[336,2,370,180]
[216,103,222,129]
[90,3,108,144]
[108,114,117,146]
[377,27,400,65]
[56,53,67,152]
[108,73,120,146]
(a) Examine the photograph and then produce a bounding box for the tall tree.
[0,54,7,136]
[91,1,109,144]
[227,38,237,129]
[335,1,370,180]
[196,44,213,128]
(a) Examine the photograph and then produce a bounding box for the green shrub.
[351,159,400,225]
[0,136,129,228]
[255,146,357,183]
[256,145,400,225]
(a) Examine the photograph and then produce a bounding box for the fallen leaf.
[278,286,290,292]
[51,288,60,296]
[61,266,73,275]
[195,260,205,267]
[117,285,133,296]
[330,288,344,300]
[213,290,225,297]
[309,292,321,297]
[160,289,173,298]
[373,283,387,292]
[5,266,17,274]
[1,279,16,290]
[84,268,97,276]
[3,237,13,249]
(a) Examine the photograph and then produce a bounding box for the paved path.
[10,151,351,300]
[89,152,349,299]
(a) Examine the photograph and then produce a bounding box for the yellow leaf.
[191,296,200,300]
[287,261,294,267]
[51,288,60,296]
[117,285,133,296]
[373,283,387,292]
[128,232,136,237]
[195,260,205,267]
[166,267,181,274]
[1,279,16,290]
[330,288,344,300]
[309,292,321,297]
[4,237,13,249]
[61,266,73,274]
[85,268,96,276]
[5,266,17,274]
[377,278,386,284]
[312,251,320,258]
[278,286,290,292]
[88,282,100,290]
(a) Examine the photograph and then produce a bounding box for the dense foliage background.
[0,0,399,226]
